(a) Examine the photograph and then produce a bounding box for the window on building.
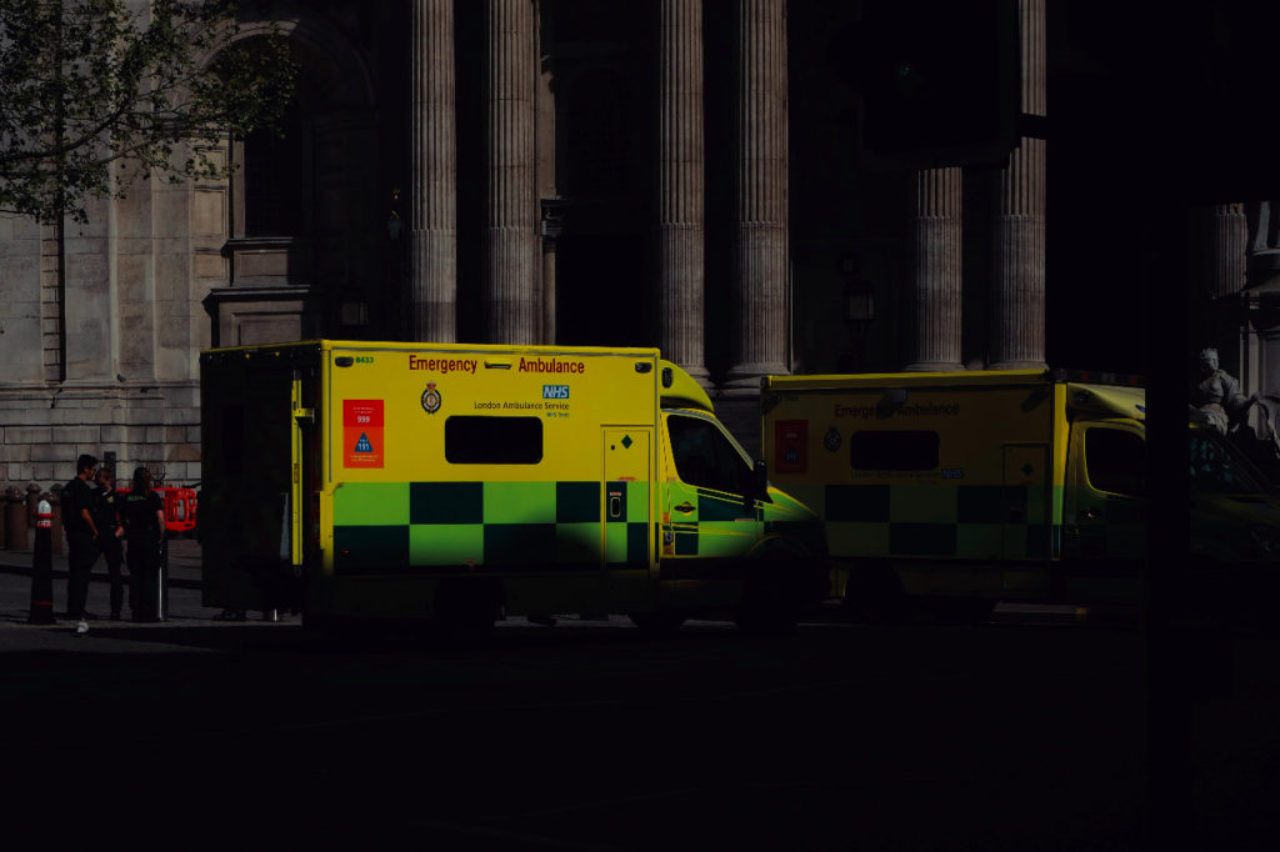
[242,102,303,237]
[562,71,627,197]
[445,417,543,464]
[850,431,940,471]
[1085,427,1145,497]
[667,414,752,495]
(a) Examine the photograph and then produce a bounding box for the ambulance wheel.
[734,579,800,635]
[629,611,685,635]
[843,563,907,626]
[924,596,995,625]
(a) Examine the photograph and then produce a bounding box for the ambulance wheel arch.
[840,559,908,625]
[734,534,827,634]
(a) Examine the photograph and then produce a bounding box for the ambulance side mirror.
[745,459,769,511]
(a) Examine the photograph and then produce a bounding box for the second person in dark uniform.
[92,467,127,620]
[121,467,166,623]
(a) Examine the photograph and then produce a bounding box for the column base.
[988,360,1048,371]
[902,361,965,373]
[720,363,789,398]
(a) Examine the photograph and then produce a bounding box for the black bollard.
[28,499,55,624]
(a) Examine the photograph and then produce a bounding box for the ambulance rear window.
[445,416,543,464]
[850,430,939,471]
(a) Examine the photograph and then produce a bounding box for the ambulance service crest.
[421,382,441,414]
[824,426,842,452]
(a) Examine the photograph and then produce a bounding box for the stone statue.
[1193,347,1256,434]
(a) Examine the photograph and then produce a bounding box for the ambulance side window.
[1084,427,1144,497]
[667,415,751,495]
[445,416,543,464]
[850,430,939,471]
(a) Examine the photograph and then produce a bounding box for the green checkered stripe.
[821,483,1062,559]
[668,487,762,557]
[332,481,650,575]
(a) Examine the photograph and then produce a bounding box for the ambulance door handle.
[1082,507,1102,521]
[674,502,695,514]
[609,496,622,518]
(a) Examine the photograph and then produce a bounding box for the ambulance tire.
[734,573,802,636]
[629,611,686,636]
[924,596,995,625]
[843,563,908,626]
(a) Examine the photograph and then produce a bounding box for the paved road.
[1,541,1277,849]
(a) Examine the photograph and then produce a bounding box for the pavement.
[0,533,301,629]
[0,532,1117,632]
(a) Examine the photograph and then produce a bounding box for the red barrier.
[162,487,198,534]
[115,486,198,535]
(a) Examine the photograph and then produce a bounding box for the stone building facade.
[1,0,1053,489]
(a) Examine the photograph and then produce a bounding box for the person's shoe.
[75,619,89,635]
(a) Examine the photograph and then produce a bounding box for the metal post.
[29,500,55,624]
[157,537,168,621]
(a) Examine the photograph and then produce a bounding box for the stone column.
[725,0,789,392]
[905,167,963,371]
[1204,204,1247,299]
[658,0,708,381]
[410,0,457,342]
[484,0,539,343]
[990,0,1046,370]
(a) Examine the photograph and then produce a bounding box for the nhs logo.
[542,385,570,399]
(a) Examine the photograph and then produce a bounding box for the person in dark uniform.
[62,454,100,634]
[92,467,127,620]
[121,467,165,623]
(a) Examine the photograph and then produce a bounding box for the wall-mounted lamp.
[846,285,875,323]
[839,252,875,324]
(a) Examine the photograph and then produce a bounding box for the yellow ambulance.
[199,340,826,633]
[761,369,1280,621]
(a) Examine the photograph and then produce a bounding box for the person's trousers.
[66,533,99,618]
[127,538,161,621]
[99,534,125,616]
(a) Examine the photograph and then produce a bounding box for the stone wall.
[0,384,201,490]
